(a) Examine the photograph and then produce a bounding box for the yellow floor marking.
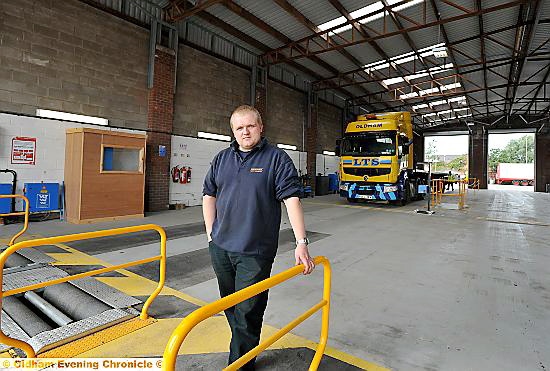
[48,252,103,265]
[38,317,156,358]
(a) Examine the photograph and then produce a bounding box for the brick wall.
[306,103,318,189]
[317,101,342,153]
[468,127,488,189]
[145,47,175,211]
[265,82,305,148]
[535,129,550,192]
[173,45,250,138]
[0,0,148,129]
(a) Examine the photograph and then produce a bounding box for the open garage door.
[488,131,535,192]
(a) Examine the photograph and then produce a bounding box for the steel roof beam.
[515,62,550,114]
[261,0,527,65]
[271,0,391,109]
[505,0,542,117]
[189,5,376,108]
[315,51,550,91]
[167,0,223,22]
[218,0,386,108]
[313,19,550,91]
[427,0,475,119]
[475,0,490,118]
[348,81,550,106]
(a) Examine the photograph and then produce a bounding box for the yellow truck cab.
[337,112,428,204]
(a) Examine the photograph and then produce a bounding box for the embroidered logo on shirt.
[250,168,264,173]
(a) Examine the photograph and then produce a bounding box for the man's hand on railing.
[295,245,315,275]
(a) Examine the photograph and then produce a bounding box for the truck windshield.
[342,132,396,156]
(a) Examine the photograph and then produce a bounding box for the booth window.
[101,146,143,173]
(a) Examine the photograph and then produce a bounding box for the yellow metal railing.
[0,195,30,246]
[430,179,468,209]
[467,177,480,190]
[162,256,331,371]
[0,224,167,358]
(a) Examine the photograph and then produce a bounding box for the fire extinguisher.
[171,166,180,183]
[180,166,188,184]
[186,167,192,183]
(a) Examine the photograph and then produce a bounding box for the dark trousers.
[209,242,275,371]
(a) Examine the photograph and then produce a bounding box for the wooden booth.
[64,128,146,224]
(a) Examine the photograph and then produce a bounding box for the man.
[446,171,454,191]
[202,105,315,370]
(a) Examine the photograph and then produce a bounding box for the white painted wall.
[282,149,307,176]
[0,112,144,210]
[169,136,228,207]
[316,154,339,176]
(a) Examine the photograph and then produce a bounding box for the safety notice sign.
[11,137,37,165]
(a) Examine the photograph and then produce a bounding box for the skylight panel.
[412,103,429,110]
[400,92,419,99]
[318,1,423,36]
[448,96,467,103]
[429,100,448,107]
[383,77,405,85]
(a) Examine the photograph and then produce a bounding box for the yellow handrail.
[0,224,167,358]
[0,194,30,246]
[162,256,331,371]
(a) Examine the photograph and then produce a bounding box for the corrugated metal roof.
[344,43,382,63]
[482,5,519,34]
[206,4,283,49]
[452,39,482,65]
[288,0,341,26]
[233,0,313,42]
[317,50,360,72]
[373,34,412,58]
[519,61,549,83]
[530,23,550,54]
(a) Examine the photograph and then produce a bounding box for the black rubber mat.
[67,222,206,255]
[123,230,330,291]
[133,295,202,319]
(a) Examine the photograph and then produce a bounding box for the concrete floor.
[2,189,549,370]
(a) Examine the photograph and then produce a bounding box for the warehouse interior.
[0,0,549,370]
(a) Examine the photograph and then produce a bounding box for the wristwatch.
[295,238,310,246]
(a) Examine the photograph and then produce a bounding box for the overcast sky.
[425,133,533,155]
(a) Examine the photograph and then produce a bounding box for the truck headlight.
[340,184,349,191]
[383,185,398,193]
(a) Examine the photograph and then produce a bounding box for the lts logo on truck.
[353,158,380,166]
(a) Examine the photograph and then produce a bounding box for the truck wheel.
[512,180,520,186]
[401,180,411,206]
[347,197,358,203]
[521,180,529,186]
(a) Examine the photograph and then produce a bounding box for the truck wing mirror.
[335,139,341,156]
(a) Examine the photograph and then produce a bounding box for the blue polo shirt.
[203,138,301,257]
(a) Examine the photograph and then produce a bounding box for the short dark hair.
[230,105,263,128]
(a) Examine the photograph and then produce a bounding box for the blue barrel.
[0,184,12,213]
[328,173,339,193]
[24,183,59,212]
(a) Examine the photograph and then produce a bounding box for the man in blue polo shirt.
[203,105,315,370]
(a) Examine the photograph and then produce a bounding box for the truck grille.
[343,167,391,177]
